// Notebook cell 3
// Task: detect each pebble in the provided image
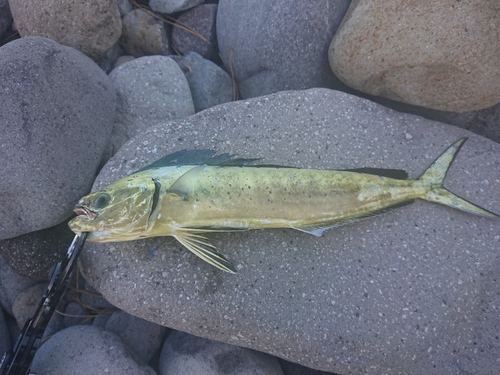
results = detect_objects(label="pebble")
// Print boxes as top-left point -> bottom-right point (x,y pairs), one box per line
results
12,282 -> 46,328
173,52 -> 234,112
329,0 -> 500,112
149,0 -> 204,15
120,8 -> 170,57
105,310 -> 167,364
171,4 -> 219,60
159,330 -> 284,375
8,0 -> 121,59
30,325 -> 157,375
0,255 -> 37,316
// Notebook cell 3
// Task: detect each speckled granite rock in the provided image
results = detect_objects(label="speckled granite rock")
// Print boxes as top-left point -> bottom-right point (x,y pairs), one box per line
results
329,0 -> 500,112
216,0 -> 351,99
9,0 -> 121,59
79,89 -> 500,374
0,37 -> 115,240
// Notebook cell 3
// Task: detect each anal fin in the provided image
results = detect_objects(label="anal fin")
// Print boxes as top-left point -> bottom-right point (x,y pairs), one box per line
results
173,229 -> 236,273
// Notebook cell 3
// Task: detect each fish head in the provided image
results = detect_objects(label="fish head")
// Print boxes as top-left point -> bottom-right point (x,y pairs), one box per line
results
68,177 -> 156,241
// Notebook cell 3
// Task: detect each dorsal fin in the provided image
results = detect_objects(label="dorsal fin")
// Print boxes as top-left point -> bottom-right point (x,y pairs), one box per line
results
137,149 -> 259,172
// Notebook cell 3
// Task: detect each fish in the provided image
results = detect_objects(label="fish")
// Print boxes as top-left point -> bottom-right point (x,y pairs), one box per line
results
68,138 -> 499,273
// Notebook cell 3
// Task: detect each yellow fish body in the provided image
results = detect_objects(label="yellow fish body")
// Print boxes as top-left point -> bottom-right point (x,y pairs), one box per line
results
69,138 -> 499,273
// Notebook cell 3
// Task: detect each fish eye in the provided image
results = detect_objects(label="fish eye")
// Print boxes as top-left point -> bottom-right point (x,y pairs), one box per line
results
92,192 -> 111,209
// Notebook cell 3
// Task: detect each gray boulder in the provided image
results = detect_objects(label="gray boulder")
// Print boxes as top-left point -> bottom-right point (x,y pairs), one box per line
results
79,89 -> 500,374
105,310 -> 167,364
173,52 -> 234,112
171,4 -> 218,60
31,325 -> 157,375
108,55 -> 194,145
8,0 -> 121,59
159,330 -> 283,375
216,0 -> 351,99
0,37 -> 115,240
329,0 -> 500,112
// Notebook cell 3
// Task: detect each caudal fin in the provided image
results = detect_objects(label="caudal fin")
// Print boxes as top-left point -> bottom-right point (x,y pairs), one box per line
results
419,138 -> 499,219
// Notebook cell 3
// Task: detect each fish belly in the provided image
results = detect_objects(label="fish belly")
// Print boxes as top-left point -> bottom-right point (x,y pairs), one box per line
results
153,166 -> 422,231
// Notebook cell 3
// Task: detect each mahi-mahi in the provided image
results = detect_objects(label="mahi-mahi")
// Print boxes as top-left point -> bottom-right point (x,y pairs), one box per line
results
69,138 -> 499,273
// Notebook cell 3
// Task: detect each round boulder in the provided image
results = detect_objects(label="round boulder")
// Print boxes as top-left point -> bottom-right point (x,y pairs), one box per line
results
0,37 -> 115,240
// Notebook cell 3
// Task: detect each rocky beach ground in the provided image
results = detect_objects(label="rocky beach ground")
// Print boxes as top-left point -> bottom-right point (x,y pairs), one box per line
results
1,1 -> 499,374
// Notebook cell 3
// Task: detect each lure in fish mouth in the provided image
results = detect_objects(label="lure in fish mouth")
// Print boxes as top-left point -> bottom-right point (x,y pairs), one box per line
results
68,139 -> 499,274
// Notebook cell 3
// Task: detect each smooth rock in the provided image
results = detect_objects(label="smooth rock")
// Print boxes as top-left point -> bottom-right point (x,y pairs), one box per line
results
329,0 -> 500,112
0,220 -> 76,280
109,55 -> 194,144
120,8 -> 170,57
173,52 -> 234,112
9,0 -> 121,59
80,89 -> 500,374
105,310 -> 167,364
0,37 -> 115,240
31,325 -> 157,375
63,302 -> 88,328
11,283 -> 47,328
0,308 -> 10,357
0,0 -> 12,37
114,55 -> 136,69
150,0 -> 204,14
117,0 -> 133,17
216,0 -> 351,99
0,255 -> 37,315
171,4 -> 218,60
159,330 -> 283,375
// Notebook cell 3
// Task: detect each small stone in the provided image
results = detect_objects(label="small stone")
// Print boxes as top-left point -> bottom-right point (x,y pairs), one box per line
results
172,4 -> 218,60
150,0 -> 204,14
0,307 -> 10,356
12,283 -> 47,328
173,52 -> 234,112
8,0 -> 121,59
105,310 -> 167,364
63,302 -> 88,328
120,8 -> 170,57
31,326 -> 157,375
159,330 -> 283,375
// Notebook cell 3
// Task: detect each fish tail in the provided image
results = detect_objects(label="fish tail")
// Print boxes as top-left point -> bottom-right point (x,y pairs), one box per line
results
418,138 -> 499,219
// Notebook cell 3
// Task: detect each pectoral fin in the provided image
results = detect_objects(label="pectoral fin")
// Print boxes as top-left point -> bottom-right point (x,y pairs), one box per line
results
173,229 -> 236,273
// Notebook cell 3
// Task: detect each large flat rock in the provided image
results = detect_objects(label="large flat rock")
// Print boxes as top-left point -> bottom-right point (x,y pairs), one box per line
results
80,89 -> 500,374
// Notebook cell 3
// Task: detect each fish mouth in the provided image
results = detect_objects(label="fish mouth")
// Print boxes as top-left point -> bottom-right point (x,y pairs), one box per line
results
74,205 -> 98,220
